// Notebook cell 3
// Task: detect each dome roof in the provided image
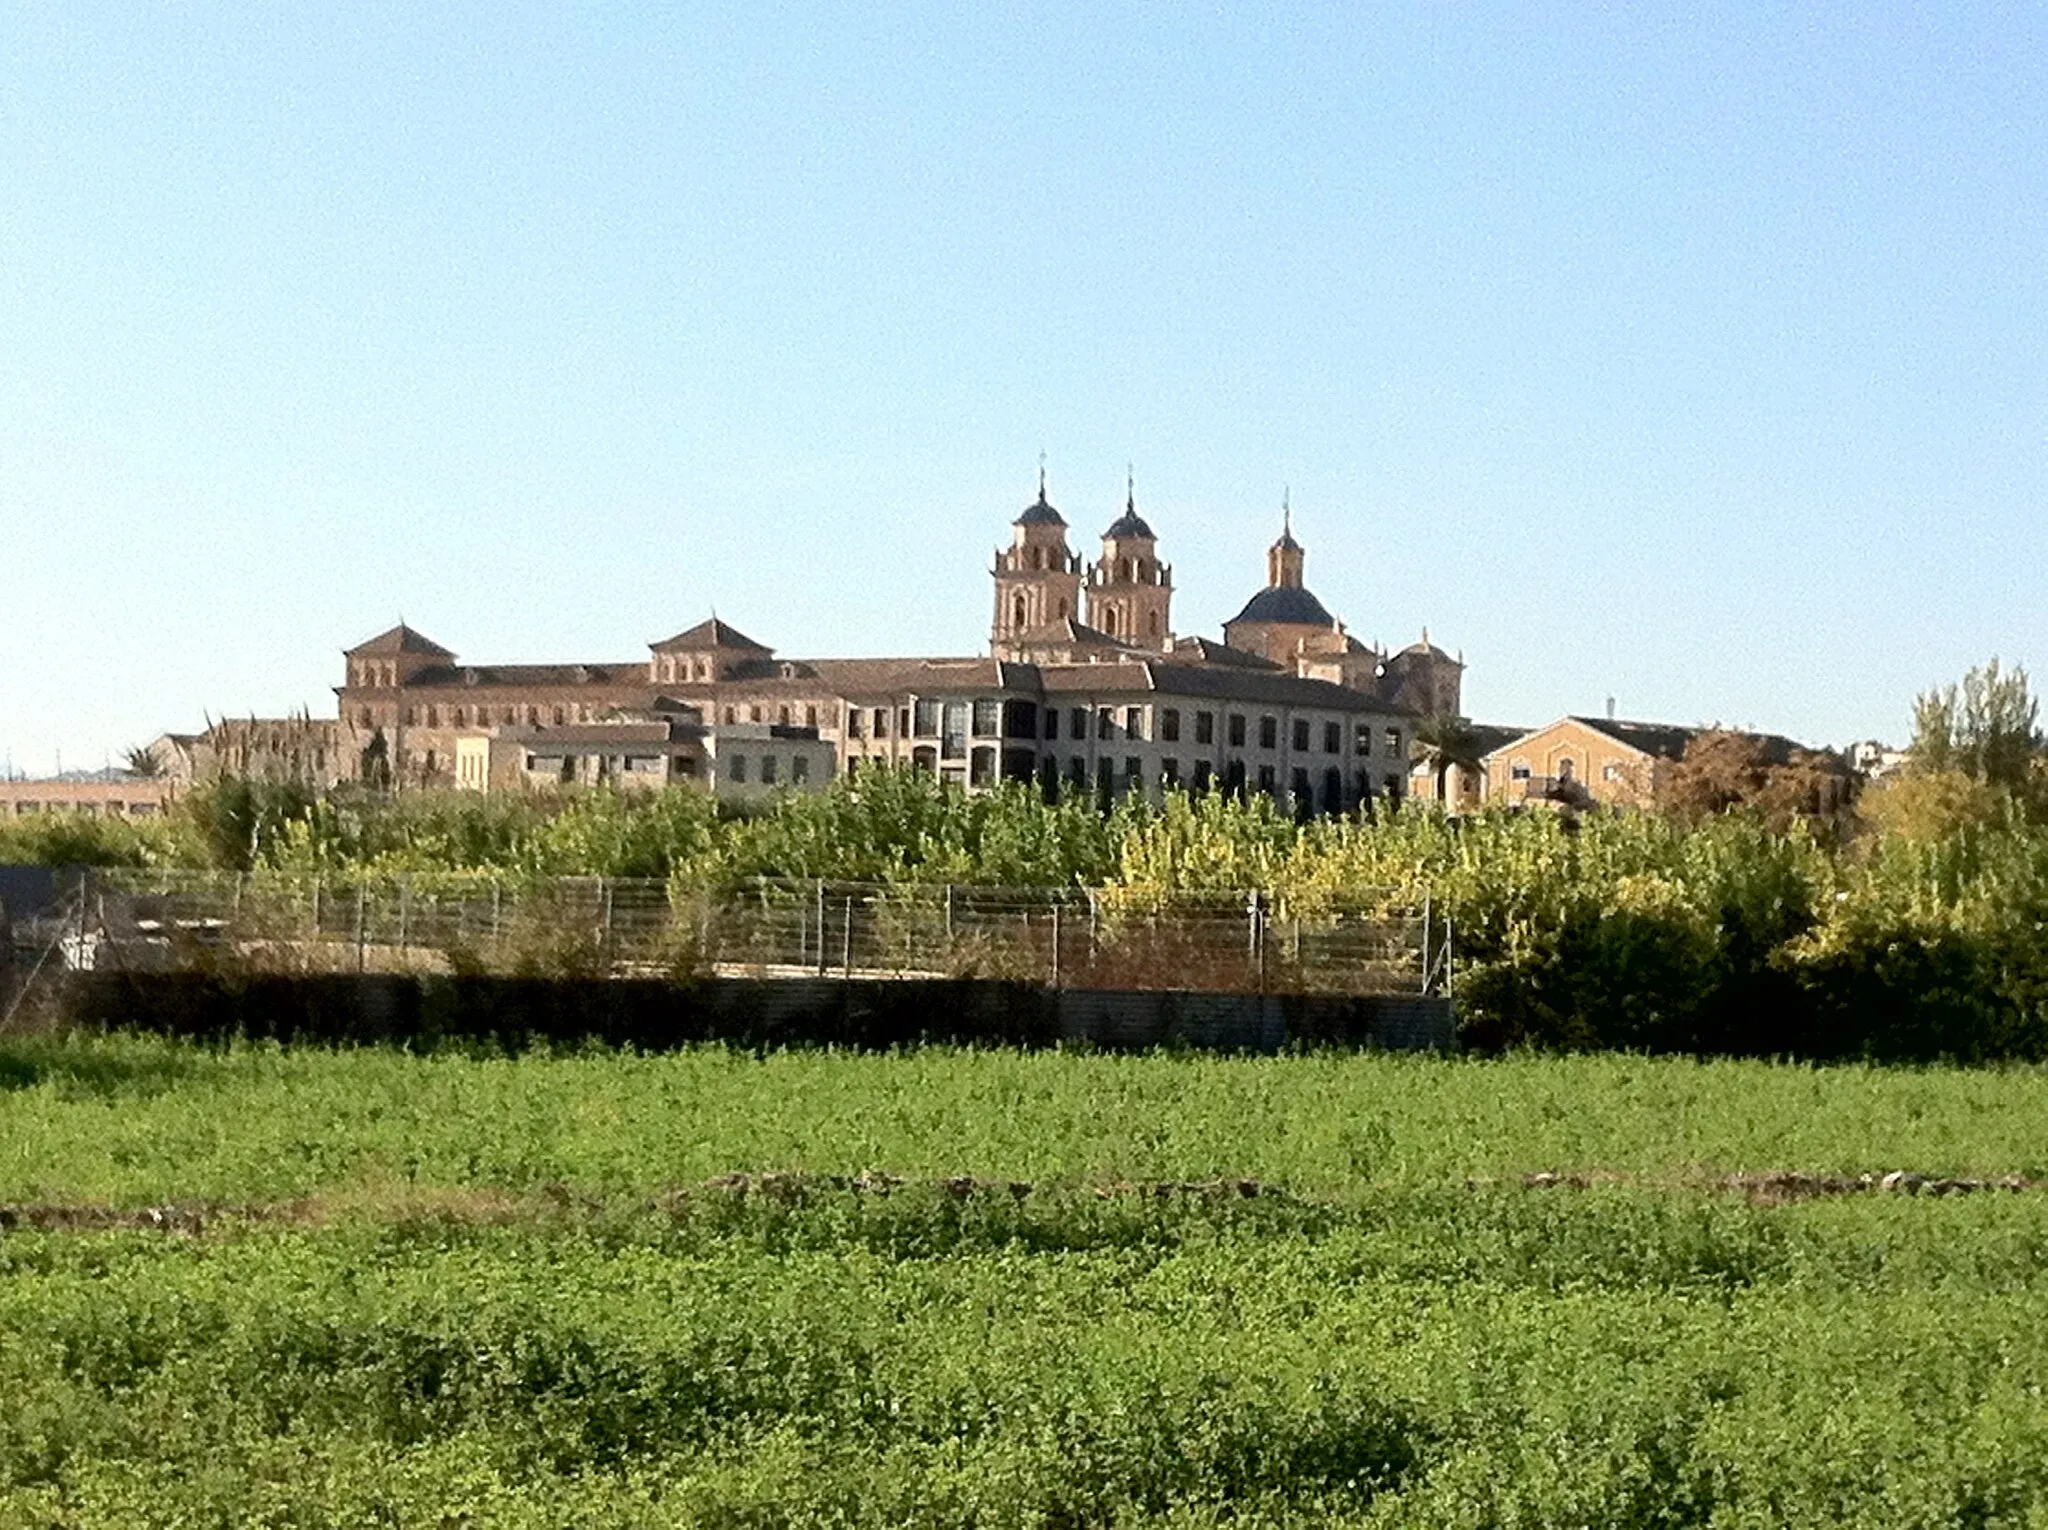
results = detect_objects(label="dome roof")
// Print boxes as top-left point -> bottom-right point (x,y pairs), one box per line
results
1015,490 -> 1066,527
1227,586 -> 1336,627
1104,507 -> 1156,540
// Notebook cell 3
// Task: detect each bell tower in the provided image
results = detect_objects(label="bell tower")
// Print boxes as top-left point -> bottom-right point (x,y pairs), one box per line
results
991,464 -> 1083,652
1083,471 -> 1173,650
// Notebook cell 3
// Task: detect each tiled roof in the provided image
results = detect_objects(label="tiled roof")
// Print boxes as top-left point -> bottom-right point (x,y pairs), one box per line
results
1011,618 -> 1132,649
1039,662 -> 1412,714
650,618 -> 773,652
1161,637 -> 1281,670
346,623 -> 455,657
402,662 -> 643,688
1014,490 -> 1066,527
1226,586 -> 1337,627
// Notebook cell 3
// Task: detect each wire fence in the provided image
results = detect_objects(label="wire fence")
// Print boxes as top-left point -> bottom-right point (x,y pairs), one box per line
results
49,869 -> 1449,997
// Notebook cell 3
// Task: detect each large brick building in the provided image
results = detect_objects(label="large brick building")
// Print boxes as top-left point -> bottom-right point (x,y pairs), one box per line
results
183,479 -> 1465,814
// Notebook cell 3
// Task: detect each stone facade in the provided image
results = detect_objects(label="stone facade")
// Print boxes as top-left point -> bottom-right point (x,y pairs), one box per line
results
180,475 -> 1462,816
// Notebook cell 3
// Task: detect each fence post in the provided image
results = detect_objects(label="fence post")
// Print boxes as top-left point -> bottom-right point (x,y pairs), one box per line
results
491,882 -> 502,942
944,884 -> 955,943
815,879 -> 827,977
354,884 -> 367,973
311,876 -> 322,942
843,896 -> 854,978
398,877 -> 410,958
1250,890 -> 1267,993
1421,893 -> 1432,996
601,879 -> 615,974
1050,904 -> 1062,988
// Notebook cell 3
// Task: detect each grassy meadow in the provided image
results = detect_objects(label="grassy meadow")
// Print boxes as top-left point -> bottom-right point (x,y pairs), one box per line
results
4,1036 -> 2048,1525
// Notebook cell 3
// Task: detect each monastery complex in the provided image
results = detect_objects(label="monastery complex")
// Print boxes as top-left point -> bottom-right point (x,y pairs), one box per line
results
166,478 -> 1467,815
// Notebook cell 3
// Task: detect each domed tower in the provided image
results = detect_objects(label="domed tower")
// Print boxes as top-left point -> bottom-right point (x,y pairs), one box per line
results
1083,472 -> 1174,650
1222,505 -> 1342,664
992,466 -> 1083,650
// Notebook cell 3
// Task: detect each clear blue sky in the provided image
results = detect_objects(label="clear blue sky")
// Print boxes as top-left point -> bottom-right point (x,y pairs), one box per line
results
4,3 -> 2043,775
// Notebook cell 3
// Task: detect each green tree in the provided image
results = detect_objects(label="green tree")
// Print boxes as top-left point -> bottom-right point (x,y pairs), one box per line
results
1908,658 -> 2041,790
1412,712 -> 1482,806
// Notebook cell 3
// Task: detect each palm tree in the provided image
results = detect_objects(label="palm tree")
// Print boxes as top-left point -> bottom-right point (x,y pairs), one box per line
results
123,742 -> 165,778
1412,712 -> 1483,808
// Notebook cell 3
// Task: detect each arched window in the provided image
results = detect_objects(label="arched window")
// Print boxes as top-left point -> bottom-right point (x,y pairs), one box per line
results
1148,611 -> 1160,637
1120,557 -> 1133,582
1012,595 -> 1027,630
1058,599 -> 1069,619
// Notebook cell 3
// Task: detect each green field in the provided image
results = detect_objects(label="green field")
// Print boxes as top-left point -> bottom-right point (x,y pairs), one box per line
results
5,1037 -> 2048,1526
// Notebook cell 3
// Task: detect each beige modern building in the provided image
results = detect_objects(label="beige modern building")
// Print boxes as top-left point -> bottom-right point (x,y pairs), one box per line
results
0,775 -> 177,821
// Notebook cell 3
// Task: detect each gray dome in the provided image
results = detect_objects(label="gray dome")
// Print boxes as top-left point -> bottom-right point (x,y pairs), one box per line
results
1228,586 -> 1336,627
1104,508 -> 1155,539
1015,491 -> 1066,527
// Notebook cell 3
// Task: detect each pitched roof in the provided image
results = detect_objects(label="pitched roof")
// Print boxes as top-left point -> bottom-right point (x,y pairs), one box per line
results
346,623 -> 454,658
1037,661 -> 1413,713
1161,636 -> 1283,670
398,662 -> 643,689
1009,618 -> 1132,649
650,617 -> 772,652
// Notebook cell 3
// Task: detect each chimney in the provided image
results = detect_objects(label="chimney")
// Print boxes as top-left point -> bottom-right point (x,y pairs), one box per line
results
1606,695 -> 1616,720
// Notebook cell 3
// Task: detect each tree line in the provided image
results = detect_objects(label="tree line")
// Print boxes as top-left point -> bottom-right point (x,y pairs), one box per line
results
8,660 -> 2047,1060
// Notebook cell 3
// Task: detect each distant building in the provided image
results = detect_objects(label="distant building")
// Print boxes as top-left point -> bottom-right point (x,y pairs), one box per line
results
1481,715 -> 1856,818
175,474 -> 1464,816
0,773 -> 176,821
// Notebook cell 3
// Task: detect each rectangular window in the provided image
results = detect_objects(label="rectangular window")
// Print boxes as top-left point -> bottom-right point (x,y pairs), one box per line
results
1354,724 -> 1372,757
1385,773 -> 1404,799
760,755 -> 778,784
847,708 -> 865,739
942,701 -> 969,760
1160,708 -> 1181,742
729,755 -> 748,783
1193,759 -> 1214,790
873,708 -> 889,738
913,699 -> 941,737
1196,710 -> 1215,745
1097,706 -> 1114,740
1228,713 -> 1246,747
1124,706 -> 1144,741
1324,721 -> 1341,754
1069,757 -> 1086,786
1044,708 -> 1060,741
1257,764 -> 1277,794
1160,758 -> 1180,787
1292,718 -> 1310,752
971,746 -> 997,787
972,698 -> 1002,737
791,755 -> 810,784
1260,716 -> 1279,750
1385,727 -> 1403,758
1071,707 -> 1088,740
1124,756 -> 1141,788
805,705 -> 818,728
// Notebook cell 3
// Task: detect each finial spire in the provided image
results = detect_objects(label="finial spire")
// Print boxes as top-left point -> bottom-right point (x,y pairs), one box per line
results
1038,450 -> 1047,502
1282,486 -> 1291,538
1126,463 -> 1135,512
